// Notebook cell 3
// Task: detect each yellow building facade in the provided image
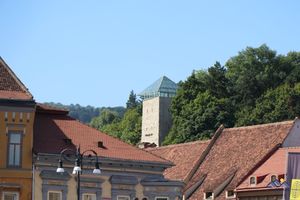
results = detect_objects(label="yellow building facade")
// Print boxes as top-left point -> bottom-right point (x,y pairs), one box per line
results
0,57 -> 36,200
0,109 -> 35,200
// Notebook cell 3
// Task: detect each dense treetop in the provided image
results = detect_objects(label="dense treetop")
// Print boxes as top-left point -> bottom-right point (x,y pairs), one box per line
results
163,44 -> 300,145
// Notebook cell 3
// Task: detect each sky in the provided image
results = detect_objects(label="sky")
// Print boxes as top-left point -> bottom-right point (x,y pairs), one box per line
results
0,1 -> 300,107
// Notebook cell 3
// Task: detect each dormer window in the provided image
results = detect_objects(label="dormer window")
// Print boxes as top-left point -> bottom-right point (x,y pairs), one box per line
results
250,176 -> 256,186
271,175 -> 277,182
226,190 -> 236,199
204,192 -> 213,199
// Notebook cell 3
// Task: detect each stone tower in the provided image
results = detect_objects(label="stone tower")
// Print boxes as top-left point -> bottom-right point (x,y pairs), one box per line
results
139,76 -> 177,146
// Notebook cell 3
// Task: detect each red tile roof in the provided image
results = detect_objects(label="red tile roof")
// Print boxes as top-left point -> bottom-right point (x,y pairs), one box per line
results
236,147 -> 300,191
147,140 -> 210,181
0,57 -> 33,100
186,120 -> 295,200
33,105 -> 171,165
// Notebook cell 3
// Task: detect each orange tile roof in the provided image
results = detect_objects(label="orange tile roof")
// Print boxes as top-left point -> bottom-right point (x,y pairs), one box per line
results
186,120 -> 294,200
147,140 -> 210,181
237,147 -> 300,191
0,57 -> 33,100
33,105 -> 171,165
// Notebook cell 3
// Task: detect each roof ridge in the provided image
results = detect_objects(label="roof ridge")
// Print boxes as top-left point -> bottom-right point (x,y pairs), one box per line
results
0,57 -> 33,98
157,76 -> 165,89
148,140 -> 211,151
226,120 -> 294,131
184,125 -> 225,186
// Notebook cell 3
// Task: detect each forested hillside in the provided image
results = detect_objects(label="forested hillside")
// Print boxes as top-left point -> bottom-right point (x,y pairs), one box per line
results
44,102 -> 126,123
90,90 -> 142,145
44,91 -> 142,146
163,44 -> 300,145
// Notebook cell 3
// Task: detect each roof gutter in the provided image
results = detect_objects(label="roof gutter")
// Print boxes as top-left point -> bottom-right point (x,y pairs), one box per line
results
35,152 -> 173,169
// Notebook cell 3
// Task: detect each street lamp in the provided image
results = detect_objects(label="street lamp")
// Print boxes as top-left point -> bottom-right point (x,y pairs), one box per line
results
56,146 -> 101,200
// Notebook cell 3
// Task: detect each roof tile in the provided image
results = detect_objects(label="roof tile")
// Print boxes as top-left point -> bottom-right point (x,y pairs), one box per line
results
186,120 -> 294,200
0,57 -> 33,100
237,147 -> 300,191
34,106 -> 171,165
147,140 -> 210,181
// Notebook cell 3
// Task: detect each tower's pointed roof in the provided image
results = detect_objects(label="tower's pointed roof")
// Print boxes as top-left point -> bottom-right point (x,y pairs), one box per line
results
139,76 -> 177,99
0,57 -> 33,100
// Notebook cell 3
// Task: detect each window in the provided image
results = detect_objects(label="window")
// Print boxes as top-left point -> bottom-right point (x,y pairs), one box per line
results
271,175 -> 277,182
19,112 -> 23,122
82,193 -> 96,200
48,191 -> 62,200
12,112 -> 15,122
5,112 -> 8,121
250,176 -> 256,185
226,190 -> 236,199
7,131 -> 22,167
117,196 -> 130,200
155,197 -> 169,200
2,192 -> 19,200
204,192 -> 213,199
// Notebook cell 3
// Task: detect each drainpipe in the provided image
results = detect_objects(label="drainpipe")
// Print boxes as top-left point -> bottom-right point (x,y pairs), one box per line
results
32,164 -> 35,200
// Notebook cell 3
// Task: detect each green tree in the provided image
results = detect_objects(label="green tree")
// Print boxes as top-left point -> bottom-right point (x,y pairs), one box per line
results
237,83 -> 300,126
226,44 -> 285,107
126,90 -> 139,109
101,107 -> 142,145
282,52 -> 300,85
164,62 -> 234,145
90,109 -> 120,130
120,108 -> 142,144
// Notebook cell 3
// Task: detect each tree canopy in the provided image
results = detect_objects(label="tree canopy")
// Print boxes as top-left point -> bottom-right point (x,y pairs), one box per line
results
90,90 -> 142,145
164,45 -> 300,145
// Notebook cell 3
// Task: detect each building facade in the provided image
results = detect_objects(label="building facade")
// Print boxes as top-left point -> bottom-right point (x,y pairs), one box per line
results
0,58 -> 184,200
139,76 -> 177,147
33,104 -> 183,200
0,58 -> 36,200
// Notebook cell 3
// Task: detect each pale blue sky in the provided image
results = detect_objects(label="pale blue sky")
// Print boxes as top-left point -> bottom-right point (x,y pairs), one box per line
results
0,1 -> 299,107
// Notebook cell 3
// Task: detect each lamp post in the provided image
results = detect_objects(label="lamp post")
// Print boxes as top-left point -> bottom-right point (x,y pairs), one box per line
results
56,146 -> 101,200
